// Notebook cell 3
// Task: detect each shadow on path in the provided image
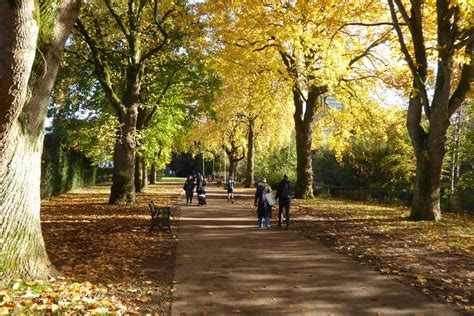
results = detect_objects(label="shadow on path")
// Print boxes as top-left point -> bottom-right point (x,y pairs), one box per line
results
171,187 -> 457,315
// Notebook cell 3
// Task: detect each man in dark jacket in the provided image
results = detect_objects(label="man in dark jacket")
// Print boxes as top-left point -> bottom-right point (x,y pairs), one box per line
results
276,174 -> 293,229
254,177 -> 273,229
183,175 -> 195,205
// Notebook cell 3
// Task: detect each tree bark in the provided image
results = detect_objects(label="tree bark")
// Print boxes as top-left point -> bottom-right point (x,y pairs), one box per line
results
141,159 -> 148,189
294,121 -> 314,198
133,156 -> 147,192
292,85 -> 322,198
1,126 -> 57,283
150,163 -> 156,184
134,155 -> 142,193
229,159 -> 237,180
411,147 -> 443,221
0,0 -> 80,283
109,107 -> 137,204
0,1 -> 38,169
245,118 -> 255,188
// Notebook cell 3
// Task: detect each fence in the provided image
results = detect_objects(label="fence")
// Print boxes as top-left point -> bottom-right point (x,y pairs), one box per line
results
318,185 -> 472,215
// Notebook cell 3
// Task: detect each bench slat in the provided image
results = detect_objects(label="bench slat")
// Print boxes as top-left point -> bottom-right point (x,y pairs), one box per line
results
149,202 -> 172,233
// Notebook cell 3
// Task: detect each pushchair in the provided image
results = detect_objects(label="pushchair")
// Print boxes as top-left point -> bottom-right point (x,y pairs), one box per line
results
197,189 -> 206,205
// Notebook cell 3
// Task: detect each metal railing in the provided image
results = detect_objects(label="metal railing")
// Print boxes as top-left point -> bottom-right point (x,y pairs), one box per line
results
320,185 -> 412,206
317,185 -> 472,214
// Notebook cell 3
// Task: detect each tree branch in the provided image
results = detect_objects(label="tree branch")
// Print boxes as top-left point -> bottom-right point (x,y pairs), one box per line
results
448,40 -> 473,117
349,29 -> 391,66
103,0 -> 130,39
141,6 -> 174,62
344,22 -> 403,27
76,18 -> 126,119
388,0 -> 430,118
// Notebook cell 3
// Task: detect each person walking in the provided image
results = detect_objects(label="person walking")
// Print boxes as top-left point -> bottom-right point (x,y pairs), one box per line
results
196,174 -> 206,194
226,177 -> 235,203
254,177 -> 273,229
276,174 -> 293,229
183,175 -> 195,205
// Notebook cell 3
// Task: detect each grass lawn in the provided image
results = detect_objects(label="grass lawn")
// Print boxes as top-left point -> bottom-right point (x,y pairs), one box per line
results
158,177 -> 187,183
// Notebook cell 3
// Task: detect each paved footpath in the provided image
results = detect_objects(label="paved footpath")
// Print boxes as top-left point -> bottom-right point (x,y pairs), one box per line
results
171,186 -> 457,315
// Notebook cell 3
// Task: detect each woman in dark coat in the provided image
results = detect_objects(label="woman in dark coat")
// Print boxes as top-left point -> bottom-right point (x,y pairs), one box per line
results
254,177 -> 273,229
183,175 -> 195,205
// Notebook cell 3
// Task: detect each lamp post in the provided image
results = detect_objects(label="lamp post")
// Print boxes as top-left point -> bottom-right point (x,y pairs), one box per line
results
202,154 -> 205,175
224,153 -> 227,183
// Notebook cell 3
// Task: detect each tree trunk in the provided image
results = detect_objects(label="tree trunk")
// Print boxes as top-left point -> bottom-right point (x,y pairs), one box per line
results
0,1 -> 38,168
0,0 -> 80,284
294,122 -> 314,198
245,118 -> 255,188
292,86 -> 320,199
141,159 -> 148,189
411,148 -> 444,221
150,163 -> 156,184
1,126 -> 57,283
228,159 -> 237,180
109,107 -> 137,204
134,155 -> 142,193
409,92 -> 450,221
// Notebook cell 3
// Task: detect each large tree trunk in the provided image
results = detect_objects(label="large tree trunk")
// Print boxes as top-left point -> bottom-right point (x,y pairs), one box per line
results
0,1 -> 38,166
409,96 -> 449,221
292,86 -> 321,199
0,0 -> 80,284
109,107 -> 138,204
1,126 -> 56,283
411,147 -> 444,221
245,118 -> 255,188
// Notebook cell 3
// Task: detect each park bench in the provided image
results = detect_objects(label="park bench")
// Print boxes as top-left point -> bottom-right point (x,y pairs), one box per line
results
148,202 -> 172,233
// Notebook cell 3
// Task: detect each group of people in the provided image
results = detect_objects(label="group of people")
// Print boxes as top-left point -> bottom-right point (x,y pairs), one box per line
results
183,172 -> 293,229
254,175 -> 293,230
183,172 -> 207,205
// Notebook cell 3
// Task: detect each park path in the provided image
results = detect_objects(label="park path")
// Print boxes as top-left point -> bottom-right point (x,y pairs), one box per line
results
170,186 -> 457,315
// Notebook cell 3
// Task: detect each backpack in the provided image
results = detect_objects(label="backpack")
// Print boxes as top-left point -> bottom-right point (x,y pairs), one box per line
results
280,181 -> 292,199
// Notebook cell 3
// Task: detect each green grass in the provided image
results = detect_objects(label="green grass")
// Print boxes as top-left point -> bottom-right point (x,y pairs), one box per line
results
157,177 -> 186,182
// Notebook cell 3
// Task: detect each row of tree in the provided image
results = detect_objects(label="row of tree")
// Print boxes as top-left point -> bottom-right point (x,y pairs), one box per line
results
191,0 -> 473,222
0,0 -> 472,284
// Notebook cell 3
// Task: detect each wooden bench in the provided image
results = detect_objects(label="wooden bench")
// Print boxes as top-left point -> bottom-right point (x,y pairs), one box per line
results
149,202 -> 172,233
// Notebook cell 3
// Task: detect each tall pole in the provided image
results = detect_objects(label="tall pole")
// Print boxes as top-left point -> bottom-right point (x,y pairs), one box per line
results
202,154 -> 205,175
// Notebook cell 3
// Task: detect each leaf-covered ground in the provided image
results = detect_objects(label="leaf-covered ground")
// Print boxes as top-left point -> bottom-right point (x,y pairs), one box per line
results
1,184 -> 181,315
292,198 -> 473,315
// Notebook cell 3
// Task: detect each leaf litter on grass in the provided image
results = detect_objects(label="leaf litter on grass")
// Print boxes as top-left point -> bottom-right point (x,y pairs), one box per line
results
292,198 -> 473,314
1,184 -> 181,315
